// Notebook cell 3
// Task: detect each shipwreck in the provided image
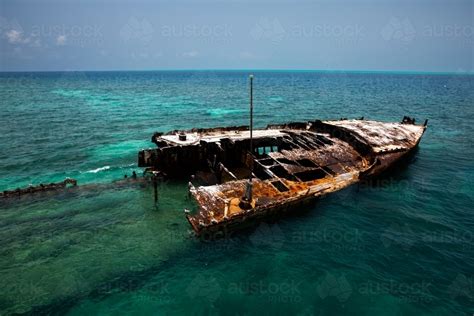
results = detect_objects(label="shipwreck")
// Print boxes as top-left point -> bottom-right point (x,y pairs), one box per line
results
139,113 -> 426,237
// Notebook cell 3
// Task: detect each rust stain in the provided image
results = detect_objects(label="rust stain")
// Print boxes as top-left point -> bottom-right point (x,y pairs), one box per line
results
138,117 -> 427,236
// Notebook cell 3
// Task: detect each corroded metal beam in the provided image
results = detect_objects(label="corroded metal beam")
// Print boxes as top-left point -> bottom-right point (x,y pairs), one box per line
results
138,117 -> 427,236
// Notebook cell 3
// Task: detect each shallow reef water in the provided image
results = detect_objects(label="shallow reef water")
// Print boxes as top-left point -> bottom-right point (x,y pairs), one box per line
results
0,71 -> 472,315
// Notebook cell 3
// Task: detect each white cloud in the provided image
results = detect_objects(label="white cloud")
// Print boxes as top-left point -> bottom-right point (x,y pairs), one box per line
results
182,50 -> 198,58
120,16 -> 154,42
4,27 -> 41,47
56,35 -> 66,46
6,29 -> 24,43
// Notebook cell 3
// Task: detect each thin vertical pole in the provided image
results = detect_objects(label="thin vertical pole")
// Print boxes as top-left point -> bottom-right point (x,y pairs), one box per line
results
247,74 -> 254,204
249,74 -> 254,179
153,173 -> 158,204
240,75 -> 255,209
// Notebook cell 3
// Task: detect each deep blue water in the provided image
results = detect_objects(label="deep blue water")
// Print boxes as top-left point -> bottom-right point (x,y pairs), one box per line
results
0,71 -> 473,315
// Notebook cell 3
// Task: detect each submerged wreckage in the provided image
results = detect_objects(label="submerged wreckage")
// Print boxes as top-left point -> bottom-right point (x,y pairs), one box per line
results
0,178 -> 77,198
2,74 -> 427,237
138,76 -> 427,237
138,116 -> 427,236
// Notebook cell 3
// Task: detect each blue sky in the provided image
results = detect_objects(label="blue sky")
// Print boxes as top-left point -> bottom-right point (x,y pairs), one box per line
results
0,0 -> 472,72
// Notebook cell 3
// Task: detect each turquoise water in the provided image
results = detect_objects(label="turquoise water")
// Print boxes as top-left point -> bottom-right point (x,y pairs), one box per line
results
0,71 -> 473,315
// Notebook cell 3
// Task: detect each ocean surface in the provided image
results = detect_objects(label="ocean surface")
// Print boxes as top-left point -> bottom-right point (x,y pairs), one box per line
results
0,71 -> 472,315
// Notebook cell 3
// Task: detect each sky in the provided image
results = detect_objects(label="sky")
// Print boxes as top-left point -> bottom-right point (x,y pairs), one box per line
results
0,0 -> 473,72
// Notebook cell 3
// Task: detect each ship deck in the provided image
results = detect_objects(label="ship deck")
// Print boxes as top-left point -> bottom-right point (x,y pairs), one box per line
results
138,118 -> 427,236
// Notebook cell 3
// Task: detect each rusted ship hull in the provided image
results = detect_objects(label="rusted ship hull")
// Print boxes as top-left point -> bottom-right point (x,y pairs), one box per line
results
138,117 -> 427,236
0,178 -> 77,199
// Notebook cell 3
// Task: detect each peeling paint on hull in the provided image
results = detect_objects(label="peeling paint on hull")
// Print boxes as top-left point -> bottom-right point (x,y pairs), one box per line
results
138,117 -> 427,236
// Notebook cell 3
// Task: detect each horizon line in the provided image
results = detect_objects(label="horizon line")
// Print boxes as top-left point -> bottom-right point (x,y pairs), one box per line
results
1,68 -> 473,76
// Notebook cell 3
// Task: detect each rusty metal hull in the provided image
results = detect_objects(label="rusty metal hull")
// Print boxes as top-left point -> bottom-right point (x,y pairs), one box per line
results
0,178 -> 78,199
138,118 -> 427,236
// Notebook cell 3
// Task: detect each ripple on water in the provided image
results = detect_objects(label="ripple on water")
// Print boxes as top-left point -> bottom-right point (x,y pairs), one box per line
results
0,71 -> 472,315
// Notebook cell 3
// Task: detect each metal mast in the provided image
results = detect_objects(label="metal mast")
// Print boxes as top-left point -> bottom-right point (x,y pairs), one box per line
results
241,74 -> 254,209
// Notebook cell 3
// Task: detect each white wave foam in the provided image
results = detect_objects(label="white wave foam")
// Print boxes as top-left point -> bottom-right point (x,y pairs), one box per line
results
85,166 -> 111,173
